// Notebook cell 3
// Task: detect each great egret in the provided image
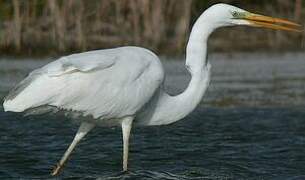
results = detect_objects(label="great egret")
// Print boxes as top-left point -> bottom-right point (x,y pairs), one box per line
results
3,3 -> 301,176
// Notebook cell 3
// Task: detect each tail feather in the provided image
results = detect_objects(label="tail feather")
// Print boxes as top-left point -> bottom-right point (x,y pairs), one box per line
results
4,72 -> 39,102
3,70 -> 45,112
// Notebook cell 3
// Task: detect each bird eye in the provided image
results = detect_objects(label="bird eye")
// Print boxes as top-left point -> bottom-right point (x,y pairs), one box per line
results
232,11 -> 239,18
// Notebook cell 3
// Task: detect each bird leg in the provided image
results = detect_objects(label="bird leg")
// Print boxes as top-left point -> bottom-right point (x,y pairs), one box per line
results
121,117 -> 134,172
51,122 -> 95,176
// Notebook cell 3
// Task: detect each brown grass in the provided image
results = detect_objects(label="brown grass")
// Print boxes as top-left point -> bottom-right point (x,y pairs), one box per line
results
0,0 -> 303,56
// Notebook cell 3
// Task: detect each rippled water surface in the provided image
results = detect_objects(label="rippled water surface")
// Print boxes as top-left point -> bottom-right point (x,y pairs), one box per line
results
1,53 -> 305,179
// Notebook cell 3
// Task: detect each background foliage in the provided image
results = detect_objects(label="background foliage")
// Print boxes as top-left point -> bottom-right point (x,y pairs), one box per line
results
0,0 -> 303,56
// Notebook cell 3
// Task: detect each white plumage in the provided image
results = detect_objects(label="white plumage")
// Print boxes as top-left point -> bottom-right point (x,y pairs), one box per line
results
3,3 -> 300,175
4,47 -> 164,122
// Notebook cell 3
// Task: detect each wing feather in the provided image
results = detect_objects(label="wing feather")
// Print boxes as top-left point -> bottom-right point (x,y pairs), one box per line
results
45,53 -> 116,77
4,51 -> 117,111
4,70 -> 41,101
3,47 -> 164,122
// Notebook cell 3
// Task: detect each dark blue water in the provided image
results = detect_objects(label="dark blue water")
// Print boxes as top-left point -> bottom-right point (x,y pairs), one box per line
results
1,54 -> 305,179
1,107 -> 305,179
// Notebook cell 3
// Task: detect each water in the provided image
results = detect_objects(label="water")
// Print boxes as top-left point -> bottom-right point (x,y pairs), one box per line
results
0,53 -> 305,179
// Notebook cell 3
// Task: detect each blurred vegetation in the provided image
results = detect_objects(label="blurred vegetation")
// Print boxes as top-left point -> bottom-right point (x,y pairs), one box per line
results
0,0 -> 303,56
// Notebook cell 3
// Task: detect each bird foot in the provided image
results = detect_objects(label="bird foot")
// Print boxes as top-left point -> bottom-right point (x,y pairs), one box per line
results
51,163 -> 62,176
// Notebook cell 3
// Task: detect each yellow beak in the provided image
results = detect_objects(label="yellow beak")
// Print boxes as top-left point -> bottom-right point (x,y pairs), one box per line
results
245,13 -> 302,32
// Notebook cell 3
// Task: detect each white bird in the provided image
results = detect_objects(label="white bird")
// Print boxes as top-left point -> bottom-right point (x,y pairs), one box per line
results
3,3 -> 301,176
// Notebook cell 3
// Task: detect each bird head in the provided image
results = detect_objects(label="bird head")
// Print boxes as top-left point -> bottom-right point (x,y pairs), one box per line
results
203,3 -> 302,32
186,4 -> 302,74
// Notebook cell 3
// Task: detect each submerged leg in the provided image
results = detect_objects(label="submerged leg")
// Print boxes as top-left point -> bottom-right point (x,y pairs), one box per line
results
121,116 -> 134,172
51,122 -> 95,176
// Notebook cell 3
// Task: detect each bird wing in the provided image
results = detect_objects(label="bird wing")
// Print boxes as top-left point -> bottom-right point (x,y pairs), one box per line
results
45,52 -> 116,77
4,47 -> 164,122
4,51 -> 116,102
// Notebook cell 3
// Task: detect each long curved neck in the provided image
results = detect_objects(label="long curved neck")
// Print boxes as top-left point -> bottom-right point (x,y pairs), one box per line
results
186,13 -> 214,73
142,14 -> 214,126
